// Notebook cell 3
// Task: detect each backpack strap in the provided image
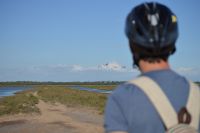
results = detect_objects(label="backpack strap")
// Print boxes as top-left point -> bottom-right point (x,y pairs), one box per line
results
128,76 -> 200,130
187,81 -> 200,129
128,76 -> 178,129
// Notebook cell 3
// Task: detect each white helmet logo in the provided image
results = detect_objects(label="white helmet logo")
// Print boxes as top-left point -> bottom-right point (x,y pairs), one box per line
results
148,13 -> 159,26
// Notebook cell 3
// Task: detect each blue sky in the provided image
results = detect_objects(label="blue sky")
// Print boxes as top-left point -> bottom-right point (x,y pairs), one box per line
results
0,0 -> 200,81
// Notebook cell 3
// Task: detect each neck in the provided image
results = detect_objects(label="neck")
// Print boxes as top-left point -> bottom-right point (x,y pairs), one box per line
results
139,60 -> 170,73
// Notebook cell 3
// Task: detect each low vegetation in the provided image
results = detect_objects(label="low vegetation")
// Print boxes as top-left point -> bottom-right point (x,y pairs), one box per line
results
37,86 -> 107,114
79,85 -> 117,90
196,82 -> 200,86
0,85 -> 108,116
0,92 -> 39,116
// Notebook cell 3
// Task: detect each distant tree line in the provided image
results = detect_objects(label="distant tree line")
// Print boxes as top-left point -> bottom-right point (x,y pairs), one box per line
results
196,82 -> 200,86
0,81 -> 125,86
0,81 -> 199,87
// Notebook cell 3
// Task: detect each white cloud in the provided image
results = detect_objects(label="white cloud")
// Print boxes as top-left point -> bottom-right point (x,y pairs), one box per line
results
0,62 -> 139,81
176,67 -> 200,75
98,62 -> 127,72
71,65 -> 84,72
70,62 -> 134,73
175,67 -> 200,81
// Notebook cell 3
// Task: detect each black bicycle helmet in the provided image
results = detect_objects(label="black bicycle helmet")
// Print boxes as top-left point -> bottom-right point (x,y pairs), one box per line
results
125,2 -> 178,66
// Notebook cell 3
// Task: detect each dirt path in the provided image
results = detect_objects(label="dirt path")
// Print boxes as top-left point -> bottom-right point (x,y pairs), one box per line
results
0,100 -> 104,133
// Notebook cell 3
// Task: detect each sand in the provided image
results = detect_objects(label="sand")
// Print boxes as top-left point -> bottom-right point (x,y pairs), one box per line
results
0,100 -> 104,133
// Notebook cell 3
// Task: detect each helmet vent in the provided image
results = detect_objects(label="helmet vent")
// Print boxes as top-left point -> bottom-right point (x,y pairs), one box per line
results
144,3 -> 150,11
136,26 -> 143,36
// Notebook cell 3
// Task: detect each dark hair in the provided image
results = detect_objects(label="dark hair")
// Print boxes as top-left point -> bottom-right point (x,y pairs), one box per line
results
129,40 -> 175,66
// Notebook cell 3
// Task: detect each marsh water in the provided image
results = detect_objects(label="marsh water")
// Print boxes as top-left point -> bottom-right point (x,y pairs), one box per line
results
0,86 -> 31,98
71,86 -> 112,94
0,86 -> 112,98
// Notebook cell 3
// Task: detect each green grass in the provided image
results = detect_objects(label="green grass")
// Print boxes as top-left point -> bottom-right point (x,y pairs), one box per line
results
0,92 -> 39,116
37,86 -> 107,114
79,85 -> 117,90
0,85 -> 108,116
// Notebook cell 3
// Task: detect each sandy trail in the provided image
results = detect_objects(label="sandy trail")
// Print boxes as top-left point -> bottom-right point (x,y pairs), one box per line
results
0,100 -> 104,133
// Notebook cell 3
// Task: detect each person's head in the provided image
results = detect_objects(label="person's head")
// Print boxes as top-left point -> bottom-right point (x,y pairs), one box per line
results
125,2 -> 178,68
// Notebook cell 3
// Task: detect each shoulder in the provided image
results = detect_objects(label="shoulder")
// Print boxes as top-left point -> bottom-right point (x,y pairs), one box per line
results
111,82 -> 137,97
109,81 -> 148,104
